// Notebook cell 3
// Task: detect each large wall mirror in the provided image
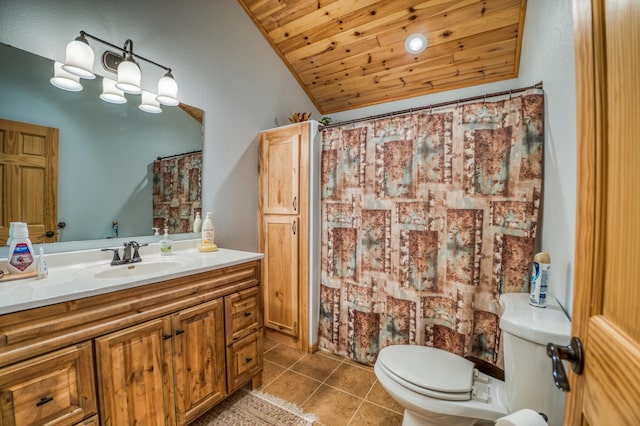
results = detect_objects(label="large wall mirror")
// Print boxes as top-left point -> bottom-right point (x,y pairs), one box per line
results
0,42 -> 203,249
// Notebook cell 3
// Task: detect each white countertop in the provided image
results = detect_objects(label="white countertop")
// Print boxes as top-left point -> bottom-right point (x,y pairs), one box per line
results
0,239 -> 263,315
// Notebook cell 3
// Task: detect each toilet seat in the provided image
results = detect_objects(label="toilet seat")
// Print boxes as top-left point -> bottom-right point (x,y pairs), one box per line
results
377,345 -> 475,401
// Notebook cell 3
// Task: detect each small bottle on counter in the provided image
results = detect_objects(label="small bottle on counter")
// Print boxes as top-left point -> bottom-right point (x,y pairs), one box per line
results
7,223 -> 36,275
193,212 -> 202,233
160,227 -> 173,256
37,246 -> 48,279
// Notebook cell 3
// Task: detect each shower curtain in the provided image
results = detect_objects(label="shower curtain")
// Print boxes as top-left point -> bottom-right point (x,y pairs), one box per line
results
319,89 -> 544,367
152,152 -> 202,233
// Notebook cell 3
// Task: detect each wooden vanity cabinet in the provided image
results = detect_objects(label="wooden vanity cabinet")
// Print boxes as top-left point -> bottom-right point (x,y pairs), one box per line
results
0,260 -> 263,426
0,342 -> 96,426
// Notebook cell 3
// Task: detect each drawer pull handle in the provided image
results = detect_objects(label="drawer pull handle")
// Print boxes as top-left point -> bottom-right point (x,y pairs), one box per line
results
163,334 -> 172,340
175,329 -> 185,336
245,357 -> 253,363
36,396 -> 54,407
244,312 -> 252,317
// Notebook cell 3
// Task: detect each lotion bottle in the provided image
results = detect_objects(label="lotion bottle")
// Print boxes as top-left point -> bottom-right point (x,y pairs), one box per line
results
199,212 -> 218,252
160,228 -> 173,255
7,223 -> 36,274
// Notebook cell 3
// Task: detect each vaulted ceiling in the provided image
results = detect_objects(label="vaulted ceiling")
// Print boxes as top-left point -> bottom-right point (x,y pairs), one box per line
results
237,0 -> 527,114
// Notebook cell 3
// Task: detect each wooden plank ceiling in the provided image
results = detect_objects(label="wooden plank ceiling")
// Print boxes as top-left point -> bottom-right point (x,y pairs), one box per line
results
237,0 -> 527,114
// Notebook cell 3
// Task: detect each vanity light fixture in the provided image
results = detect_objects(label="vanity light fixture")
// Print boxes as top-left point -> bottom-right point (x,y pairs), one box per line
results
58,30 -> 180,112
99,77 -> 127,104
62,32 -> 95,79
50,62 -> 83,92
139,90 -> 162,113
405,33 -> 428,54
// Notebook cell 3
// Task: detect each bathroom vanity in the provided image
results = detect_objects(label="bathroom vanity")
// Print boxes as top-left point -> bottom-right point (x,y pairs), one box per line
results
0,241 -> 263,425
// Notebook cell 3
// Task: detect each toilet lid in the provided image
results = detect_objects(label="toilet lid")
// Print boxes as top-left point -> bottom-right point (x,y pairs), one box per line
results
377,345 -> 475,401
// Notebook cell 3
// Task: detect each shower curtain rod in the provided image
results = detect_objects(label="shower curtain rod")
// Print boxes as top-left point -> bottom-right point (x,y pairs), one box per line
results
156,149 -> 202,161
320,81 -> 543,130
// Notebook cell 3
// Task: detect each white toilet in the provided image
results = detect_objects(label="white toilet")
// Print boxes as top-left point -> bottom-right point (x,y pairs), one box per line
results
374,293 -> 570,426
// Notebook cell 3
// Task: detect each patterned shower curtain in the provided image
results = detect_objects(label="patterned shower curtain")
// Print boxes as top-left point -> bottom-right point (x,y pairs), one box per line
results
319,89 -> 544,367
152,151 -> 202,233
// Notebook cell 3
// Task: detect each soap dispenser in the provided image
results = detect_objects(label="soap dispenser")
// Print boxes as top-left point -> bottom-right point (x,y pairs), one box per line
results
160,228 -> 173,256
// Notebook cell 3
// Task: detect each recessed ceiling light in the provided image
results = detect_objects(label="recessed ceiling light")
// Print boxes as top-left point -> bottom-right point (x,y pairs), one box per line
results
405,33 -> 428,54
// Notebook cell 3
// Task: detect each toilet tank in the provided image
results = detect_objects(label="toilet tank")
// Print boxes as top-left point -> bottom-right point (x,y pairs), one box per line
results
499,293 -> 571,425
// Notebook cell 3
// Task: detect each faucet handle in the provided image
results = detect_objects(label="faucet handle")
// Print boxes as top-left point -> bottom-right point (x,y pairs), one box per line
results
131,242 -> 148,262
101,247 -> 121,265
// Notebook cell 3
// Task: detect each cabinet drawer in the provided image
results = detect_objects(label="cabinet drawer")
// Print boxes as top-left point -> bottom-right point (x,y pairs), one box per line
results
226,332 -> 263,393
225,287 -> 263,343
75,414 -> 99,425
0,342 -> 96,426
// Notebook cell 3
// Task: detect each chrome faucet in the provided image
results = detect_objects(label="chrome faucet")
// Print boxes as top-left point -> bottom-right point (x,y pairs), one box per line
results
102,241 -> 148,266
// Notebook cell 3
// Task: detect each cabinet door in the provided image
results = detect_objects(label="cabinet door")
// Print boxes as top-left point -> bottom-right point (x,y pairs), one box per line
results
262,215 -> 299,338
95,318 -> 174,426
171,298 -> 226,425
0,342 -> 96,426
259,126 -> 300,215
226,332 -> 263,394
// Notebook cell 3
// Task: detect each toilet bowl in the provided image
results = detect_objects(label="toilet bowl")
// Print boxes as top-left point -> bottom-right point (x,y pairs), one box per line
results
374,293 -> 571,426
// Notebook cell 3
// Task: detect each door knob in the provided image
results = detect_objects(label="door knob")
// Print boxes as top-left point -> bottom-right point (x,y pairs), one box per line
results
546,336 -> 584,392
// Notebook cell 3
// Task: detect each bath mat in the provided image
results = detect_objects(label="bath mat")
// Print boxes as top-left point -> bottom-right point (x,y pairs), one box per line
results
191,388 -> 318,425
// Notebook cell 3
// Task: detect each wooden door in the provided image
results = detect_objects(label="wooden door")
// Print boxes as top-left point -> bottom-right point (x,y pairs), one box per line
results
262,215 -> 299,338
565,0 -> 640,423
171,298 -> 226,425
95,318 -> 174,426
259,126 -> 300,215
0,119 -> 58,245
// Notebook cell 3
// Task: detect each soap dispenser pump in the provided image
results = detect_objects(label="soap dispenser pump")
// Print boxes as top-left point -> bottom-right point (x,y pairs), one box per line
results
160,228 -> 173,256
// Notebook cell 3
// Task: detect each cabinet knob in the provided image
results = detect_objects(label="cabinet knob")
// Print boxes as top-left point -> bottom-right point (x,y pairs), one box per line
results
245,357 -> 253,363
244,311 -> 252,317
175,329 -> 185,336
36,396 -> 54,407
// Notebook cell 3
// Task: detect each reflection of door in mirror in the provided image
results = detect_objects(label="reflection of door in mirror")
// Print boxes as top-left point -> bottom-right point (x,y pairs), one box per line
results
0,118 -> 58,245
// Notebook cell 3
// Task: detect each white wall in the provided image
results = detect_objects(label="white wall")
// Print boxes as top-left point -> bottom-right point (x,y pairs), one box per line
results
0,0 -> 320,250
325,0 -> 577,314
0,0 -> 576,314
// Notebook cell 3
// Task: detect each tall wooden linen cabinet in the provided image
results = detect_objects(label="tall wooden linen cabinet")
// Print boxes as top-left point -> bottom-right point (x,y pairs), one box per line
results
258,121 -> 320,352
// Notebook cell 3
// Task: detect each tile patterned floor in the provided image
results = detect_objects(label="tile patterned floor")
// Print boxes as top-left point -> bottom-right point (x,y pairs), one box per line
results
259,337 -> 404,426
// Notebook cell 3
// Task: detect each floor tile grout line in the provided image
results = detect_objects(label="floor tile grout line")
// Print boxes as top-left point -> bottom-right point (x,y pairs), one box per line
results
296,350 -> 347,408
263,340 -> 403,423
346,372 -> 380,425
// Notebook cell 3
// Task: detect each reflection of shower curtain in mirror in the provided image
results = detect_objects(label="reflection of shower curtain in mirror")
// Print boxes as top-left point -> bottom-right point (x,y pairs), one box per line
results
319,90 -> 544,368
152,152 -> 202,233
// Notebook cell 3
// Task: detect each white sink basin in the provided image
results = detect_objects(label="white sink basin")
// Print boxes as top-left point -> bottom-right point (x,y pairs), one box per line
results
92,257 -> 194,279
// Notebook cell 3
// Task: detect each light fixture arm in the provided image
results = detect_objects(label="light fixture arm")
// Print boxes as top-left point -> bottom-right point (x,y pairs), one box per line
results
79,30 -> 171,73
